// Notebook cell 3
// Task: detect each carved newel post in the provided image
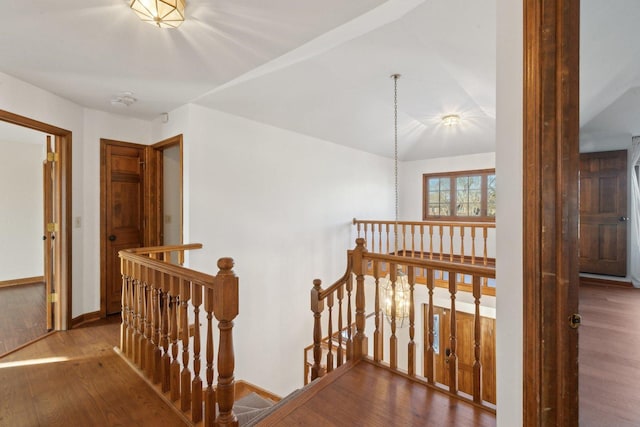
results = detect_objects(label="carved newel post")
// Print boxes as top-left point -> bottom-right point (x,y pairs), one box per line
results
353,238 -> 368,359
213,258 -> 239,427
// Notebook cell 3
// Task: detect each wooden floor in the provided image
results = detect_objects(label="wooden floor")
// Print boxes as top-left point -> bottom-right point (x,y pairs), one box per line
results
0,282 -> 47,356
579,284 -> 640,426
258,359 -> 496,427
0,316 -> 188,427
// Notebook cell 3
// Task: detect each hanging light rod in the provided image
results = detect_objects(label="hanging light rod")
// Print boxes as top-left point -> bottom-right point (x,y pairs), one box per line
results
130,0 -> 186,29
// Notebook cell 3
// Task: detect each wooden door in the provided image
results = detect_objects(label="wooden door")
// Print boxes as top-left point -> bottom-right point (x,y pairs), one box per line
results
101,140 -> 146,315
428,305 -> 496,404
579,150 -> 628,276
42,136 -> 54,330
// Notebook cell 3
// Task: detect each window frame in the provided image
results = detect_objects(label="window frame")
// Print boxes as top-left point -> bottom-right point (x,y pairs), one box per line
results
422,168 -> 496,222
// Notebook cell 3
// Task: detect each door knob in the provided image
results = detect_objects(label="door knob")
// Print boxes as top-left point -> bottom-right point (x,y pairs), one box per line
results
619,216 -> 630,222
108,235 -> 116,241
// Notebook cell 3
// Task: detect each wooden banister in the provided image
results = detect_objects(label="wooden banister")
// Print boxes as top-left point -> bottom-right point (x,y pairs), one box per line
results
308,237 -> 496,410
118,244 -> 239,427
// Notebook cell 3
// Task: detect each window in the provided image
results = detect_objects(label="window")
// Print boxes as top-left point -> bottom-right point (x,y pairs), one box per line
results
423,169 -> 495,221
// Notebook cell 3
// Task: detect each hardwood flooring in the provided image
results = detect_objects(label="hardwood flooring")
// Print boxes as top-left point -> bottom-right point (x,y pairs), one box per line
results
258,359 -> 496,427
0,316 -> 188,427
580,284 -> 640,426
0,283 -> 47,356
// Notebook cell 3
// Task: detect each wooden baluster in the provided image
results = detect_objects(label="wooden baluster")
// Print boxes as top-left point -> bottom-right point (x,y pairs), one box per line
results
326,293 -> 334,373
345,274 -> 353,361
213,258 -> 239,427
389,264 -> 398,369
408,266 -> 416,376
429,224 -> 434,260
178,250 -> 185,266
140,267 -> 149,371
149,272 -> 160,381
127,261 -> 137,360
311,279 -> 325,381
460,226 -> 465,264
161,273 -> 171,393
424,269 -> 435,384
180,279 -> 192,412
483,226 -> 489,265
471,226 -> 477,265
120,260 -> 129,354
385,224 -> 390,255
402,224 -> 407,255
410,224 -> 415,257
204,286 -> 216,427
353,238 -> 367,359
420,225 -> 425,259
192,282 -> 203,423
337,285 -> 344,367
169,276 -> 181,402
363,225 -> 369,252
439,224 -> 444,261
449,226 -> 454,262
134,265 -> 144,366
369,223 -> 374,253
378,223 -> 383,254
473,275 -> 483,403
373,261 -> 382,362
145,274 -> 155,378
448,272 -> 458,394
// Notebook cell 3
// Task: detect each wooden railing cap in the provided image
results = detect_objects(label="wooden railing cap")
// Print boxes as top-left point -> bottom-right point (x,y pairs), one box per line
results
217,257 -> 235,271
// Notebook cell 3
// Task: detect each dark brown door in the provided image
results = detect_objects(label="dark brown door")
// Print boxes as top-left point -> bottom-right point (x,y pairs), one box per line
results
579,150 -> 628,276
101,140 -> 145,315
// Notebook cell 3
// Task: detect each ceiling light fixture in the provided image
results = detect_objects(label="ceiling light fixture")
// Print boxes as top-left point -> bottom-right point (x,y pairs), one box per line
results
111,92 -> 137,107
130,0 -> 186,29
442,114 -> 461,126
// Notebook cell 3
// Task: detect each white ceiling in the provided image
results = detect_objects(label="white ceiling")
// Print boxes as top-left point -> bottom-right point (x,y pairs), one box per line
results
0,0 -> 638,159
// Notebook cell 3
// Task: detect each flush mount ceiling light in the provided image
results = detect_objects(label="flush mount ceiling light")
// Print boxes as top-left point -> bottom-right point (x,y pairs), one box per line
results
130,0 -> 185,29
442,114 -> 461,126
111,92 -> 137,107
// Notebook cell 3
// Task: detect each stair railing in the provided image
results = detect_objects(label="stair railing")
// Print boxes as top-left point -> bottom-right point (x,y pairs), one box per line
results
310,238 -> 497,409
353,218 -> 496,296
119,244 -> 239,427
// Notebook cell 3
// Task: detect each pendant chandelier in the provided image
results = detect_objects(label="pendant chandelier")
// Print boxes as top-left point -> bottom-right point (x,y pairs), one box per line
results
130,0 -> 186,29
381,74 -> 411,328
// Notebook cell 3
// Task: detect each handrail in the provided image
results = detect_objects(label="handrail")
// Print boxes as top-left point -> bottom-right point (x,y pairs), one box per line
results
118,244 -> 239,427
353,218 -> 496,228
310,238 -> 497,408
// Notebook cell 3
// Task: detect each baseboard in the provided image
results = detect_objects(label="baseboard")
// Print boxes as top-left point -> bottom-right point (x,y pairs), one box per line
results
236,380 -> 282,402
580,276 -> 633,288
0,276 -> 45,289
71,311 -> 102,328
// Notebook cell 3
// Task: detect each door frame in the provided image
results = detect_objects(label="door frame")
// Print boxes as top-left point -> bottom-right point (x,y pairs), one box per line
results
523,0 -> 580,425
0,109 -> 72,331
99,138 -> 149,318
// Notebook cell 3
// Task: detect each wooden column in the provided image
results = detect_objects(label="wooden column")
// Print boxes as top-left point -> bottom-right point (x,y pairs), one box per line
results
523,0 -> 580,425
353,238 -> 368,359
310,279 -> 325,381
213,258 -> 238,427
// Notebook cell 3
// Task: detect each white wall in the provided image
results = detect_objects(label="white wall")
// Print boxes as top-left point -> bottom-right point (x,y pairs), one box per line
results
160,104 -> 395,396
79,109 -> 151,316
0,139 -> 45,281
496,0 -> 523,424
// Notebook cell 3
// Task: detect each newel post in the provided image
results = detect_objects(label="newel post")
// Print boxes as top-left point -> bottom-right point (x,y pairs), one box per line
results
213,258 -> 239,427
310,279 -> 325,381
353,238 -> 368,360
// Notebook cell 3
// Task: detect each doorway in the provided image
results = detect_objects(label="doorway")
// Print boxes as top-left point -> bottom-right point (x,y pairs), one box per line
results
0,109 -> 72,331
100,135 -> 183,317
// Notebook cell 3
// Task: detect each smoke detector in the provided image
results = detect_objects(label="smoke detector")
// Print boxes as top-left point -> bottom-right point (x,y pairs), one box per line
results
111,91 -> 137,107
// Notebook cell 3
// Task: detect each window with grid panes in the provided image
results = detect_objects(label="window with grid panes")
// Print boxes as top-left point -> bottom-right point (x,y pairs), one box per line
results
422,169 -> 496,221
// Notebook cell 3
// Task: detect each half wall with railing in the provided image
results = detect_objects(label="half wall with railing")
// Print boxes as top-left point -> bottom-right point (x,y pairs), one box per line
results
309,238 -> 497,409
118,244 -> 239,427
